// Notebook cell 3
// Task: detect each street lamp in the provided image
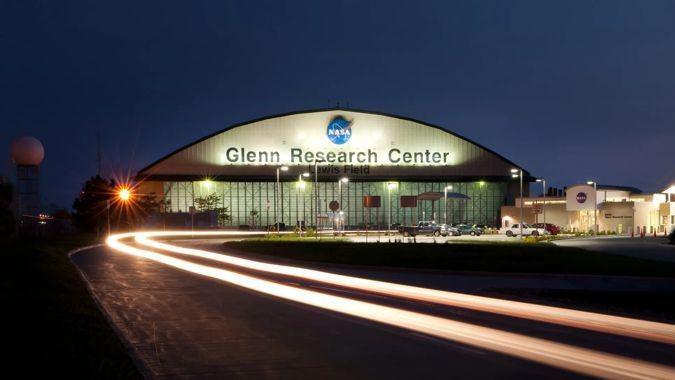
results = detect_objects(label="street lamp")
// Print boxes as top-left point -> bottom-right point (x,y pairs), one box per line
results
118,188 -> 131,201
511,168 -> 523,240
387,182 -> 398,233
536,178 -> 546,228
313,160 -> 324,238
444,185 -> 453,225
297,173 -> 308,235
108,185 -> 133,235
587,180 -> 597,235
275,166 -> 289,232
339,177 -> 348,232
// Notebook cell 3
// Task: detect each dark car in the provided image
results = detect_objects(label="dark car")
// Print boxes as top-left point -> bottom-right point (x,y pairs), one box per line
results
454,223 -> 483,236
532,223 -> 560,235
400,221 -> 443,237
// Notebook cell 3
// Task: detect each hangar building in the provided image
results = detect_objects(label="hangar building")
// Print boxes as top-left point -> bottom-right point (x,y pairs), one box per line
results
137,109 -> 530,229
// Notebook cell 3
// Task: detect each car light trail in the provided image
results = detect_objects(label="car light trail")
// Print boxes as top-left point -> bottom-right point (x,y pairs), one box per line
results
132,230 -> 675,345
107,232 -> 675,379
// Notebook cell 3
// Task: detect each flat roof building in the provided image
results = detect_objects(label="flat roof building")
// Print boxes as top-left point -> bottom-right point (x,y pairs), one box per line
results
137,108 -> 530,229
501,183 -> 675,235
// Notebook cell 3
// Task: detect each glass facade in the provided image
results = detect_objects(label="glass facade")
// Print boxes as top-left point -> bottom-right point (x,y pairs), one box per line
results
164,180 -> 507,228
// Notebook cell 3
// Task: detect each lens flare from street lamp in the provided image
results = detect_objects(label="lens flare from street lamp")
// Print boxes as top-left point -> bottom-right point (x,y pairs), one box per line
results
118,187 -> 131,201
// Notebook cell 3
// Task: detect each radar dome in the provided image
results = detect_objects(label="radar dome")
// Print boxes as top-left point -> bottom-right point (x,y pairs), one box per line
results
11,136 -> 45,166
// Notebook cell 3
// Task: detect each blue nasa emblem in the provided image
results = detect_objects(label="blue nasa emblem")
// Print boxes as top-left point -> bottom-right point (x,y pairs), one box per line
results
326,116 -> 352,145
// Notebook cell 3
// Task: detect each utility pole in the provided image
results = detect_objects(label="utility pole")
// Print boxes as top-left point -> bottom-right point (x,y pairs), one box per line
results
97,131 -> 102,177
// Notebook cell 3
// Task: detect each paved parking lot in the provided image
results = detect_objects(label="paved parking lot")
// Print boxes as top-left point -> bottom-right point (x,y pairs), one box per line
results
346,233 -> 514,243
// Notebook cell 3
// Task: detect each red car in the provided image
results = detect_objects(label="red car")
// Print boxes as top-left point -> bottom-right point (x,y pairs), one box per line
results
533,223 -> 560,235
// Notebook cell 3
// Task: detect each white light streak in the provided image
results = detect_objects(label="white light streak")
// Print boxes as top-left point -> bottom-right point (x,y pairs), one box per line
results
106,232 -> 675,379
133,230 -> 675,345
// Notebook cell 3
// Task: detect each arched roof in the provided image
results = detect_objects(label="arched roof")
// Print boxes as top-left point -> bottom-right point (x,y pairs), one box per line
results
138,107 -> 530,181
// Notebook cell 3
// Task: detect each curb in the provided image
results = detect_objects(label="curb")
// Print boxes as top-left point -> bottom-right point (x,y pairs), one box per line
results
69,244 -> 154,380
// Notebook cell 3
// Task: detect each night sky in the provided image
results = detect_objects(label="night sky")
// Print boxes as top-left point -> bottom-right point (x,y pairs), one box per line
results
2,1 -> 674,209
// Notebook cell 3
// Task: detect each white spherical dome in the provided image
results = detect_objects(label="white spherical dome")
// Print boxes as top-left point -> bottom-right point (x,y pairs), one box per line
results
11,136 -> 45,166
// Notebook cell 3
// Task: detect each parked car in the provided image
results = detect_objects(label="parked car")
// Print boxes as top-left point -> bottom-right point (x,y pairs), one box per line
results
532,223 -> 560,235
475,224 -> 497,234
454,223 -> 483,236
439,223 -> 460,236
400,221 -> 443,237
499,223 -> 548,237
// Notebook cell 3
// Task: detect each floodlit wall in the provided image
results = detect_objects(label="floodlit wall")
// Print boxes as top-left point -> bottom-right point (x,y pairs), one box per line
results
164,180 -> 507,228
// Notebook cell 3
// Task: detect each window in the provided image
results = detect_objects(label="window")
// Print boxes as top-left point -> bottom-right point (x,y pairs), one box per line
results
163,180 -> 509,227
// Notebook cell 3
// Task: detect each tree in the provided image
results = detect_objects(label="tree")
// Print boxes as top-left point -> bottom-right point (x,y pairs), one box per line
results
72,176 -> 163,232
194,193 -> 231,227
72,176 -> 113,233
249,209 -> 259,228
121,192 -> 163,229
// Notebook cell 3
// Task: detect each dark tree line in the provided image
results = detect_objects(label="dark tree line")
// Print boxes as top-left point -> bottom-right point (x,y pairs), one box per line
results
72,176 -> 163,233
0,179 -> 15,237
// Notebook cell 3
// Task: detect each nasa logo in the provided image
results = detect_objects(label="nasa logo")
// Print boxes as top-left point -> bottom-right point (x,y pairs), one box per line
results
326,116 -> 352,145
576,192 -> 587,203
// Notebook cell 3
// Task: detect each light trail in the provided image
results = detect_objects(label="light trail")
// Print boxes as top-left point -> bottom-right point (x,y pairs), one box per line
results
132,230 -> 675,345
107,232 -> 675,379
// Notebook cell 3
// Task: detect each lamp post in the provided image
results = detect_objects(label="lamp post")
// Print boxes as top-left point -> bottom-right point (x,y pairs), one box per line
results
444,185 -> 453,225
587,180 -> 597,235
339,177 -> 348,232
511,169 -> 523,240
536,178 -> 546,227
387,182 -> 397,234
275,166 -> 289,232
299,173 -> 309,233
314,161 -> 324,239
110,186 -> 132,234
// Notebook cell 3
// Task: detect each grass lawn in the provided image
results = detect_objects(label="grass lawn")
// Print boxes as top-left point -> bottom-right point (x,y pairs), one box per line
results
224,240 -> 675,277
0,235 -> 141,379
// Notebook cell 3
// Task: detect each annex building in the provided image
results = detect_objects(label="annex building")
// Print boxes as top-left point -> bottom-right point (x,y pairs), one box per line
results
137,108 -> 530,229
501,183 -> 675,235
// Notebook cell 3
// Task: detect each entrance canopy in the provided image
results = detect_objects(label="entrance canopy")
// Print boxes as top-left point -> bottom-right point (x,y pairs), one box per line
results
418,192 -> 443,201
417,191 -> 471,201
446,192 -> 471,200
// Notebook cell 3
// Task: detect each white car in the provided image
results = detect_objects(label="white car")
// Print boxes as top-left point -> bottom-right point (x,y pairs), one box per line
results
500,223 -> 548,237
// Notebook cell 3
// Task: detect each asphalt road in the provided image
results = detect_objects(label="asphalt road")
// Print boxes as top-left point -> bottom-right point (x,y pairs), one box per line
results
72,236 -> 675,379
